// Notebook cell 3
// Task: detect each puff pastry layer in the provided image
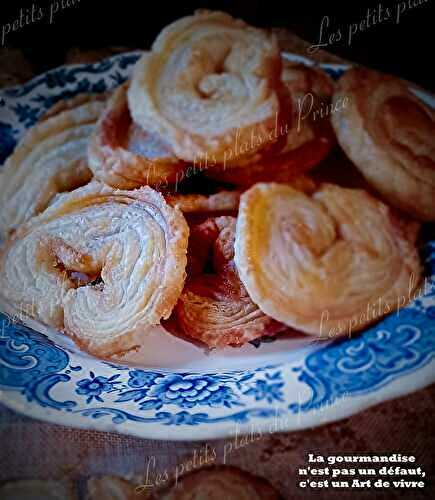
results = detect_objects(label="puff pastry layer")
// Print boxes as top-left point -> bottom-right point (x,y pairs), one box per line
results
332,68 -> 435,220
207,61 -> 335,186
39,91 -> 109,122
0,182 -> 189,358
128,11 -> 284,163
173,216 -> 286,347
87,476 -> 137,500
0,96 -> 106,238
88,83 -> 186,189
165,190 -> 240,214
234,182 -> 421,338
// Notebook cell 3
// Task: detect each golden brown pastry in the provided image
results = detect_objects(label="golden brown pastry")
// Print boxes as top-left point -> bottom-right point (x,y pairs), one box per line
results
0,181 -> 189,358
234,182 -> 421,338
282,61 -> 334,117
277,61 -> 335,155
207,61 -> 335,187
38,91 -> 110,122
87,476 -> 138,500
128,11 -> 284,164
332,68 -> 435,221
88,82 -> 186,190
158,466 -> 282,500
172,216 -> 287,348
0,96 -> 107,238
0,480 -> 77,500
165,190 -> 240,214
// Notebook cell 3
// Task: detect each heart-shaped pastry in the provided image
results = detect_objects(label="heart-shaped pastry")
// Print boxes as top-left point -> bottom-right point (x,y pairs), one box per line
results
128,11 -> 285,164
332,68 -> 435,221
88,82 -> 186,189
0,181 -> 189,357
0,94 -> 107,238
205,61 -> 335,187
234,182 -> 421,338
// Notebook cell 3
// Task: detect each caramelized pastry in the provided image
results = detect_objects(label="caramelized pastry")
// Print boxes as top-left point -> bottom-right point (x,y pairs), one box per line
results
0,96 -> 106,238
88,82 -> 186,189
0,182 -> 189,358
207,61 -> 335,187
158,466 -> 282,500
87,476 -> 138,500
234,182 -> 421,338
332,68 -> 435,221
39,91 -> 110,122
173,216 -> 287,348
128,11 -> 284,164
274,60 -> 335,160
165,190 -> 240,214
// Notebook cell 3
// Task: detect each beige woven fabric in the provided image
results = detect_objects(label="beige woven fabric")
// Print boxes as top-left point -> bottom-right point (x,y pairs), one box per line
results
1,385 -> 433,499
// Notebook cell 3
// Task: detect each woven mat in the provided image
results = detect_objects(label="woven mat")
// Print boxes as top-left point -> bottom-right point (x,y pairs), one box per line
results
1,386 -> 434,498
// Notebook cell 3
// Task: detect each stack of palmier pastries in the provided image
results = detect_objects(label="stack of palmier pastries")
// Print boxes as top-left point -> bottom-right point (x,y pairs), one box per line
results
0,10 -> 432,358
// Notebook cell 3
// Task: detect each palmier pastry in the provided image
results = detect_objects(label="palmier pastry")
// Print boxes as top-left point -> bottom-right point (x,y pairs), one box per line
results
207,61 -> 335,187
0,480 -> 77,500
165,190 -> 240,214
332,68 -> 435,221
87,476 -> 138,500
234,182 -> 421,338
128,11 -> 284,164
173,216 -> 287,348
88,82 -> 186,189
0,181 -> 189,358
157,466 -> 282,500
0,96 -> 106,238
38,91 -> 110,122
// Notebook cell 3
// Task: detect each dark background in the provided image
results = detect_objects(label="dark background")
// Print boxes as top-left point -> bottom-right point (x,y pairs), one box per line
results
0,0 -> 433,89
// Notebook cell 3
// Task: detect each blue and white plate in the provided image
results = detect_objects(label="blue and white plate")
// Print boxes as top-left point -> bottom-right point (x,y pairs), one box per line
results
0,52 -> 434,440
